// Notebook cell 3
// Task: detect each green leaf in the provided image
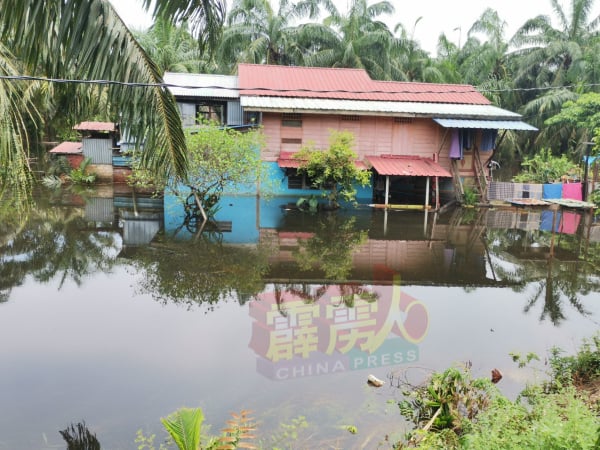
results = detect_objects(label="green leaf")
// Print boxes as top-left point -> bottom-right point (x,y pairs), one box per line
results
160,407 -> 204,450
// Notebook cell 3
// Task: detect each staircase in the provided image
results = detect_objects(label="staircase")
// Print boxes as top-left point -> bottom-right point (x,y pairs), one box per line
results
450,159 -> 464,202
472,150 -> 489,203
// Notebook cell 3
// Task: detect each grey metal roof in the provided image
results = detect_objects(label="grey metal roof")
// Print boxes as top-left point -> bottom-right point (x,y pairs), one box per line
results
433,118 -> 538,131
163,72 -> 239,99
240,96 -> 521,119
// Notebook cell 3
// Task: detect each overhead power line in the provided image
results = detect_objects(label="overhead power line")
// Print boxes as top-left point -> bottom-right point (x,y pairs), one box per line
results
0,73 -> 598,95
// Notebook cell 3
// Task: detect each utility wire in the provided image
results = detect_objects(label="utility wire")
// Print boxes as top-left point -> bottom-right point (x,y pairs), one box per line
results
0,74 -> 597,95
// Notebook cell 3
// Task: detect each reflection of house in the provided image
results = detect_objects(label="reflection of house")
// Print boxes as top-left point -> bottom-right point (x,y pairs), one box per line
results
166,65 -> 536,208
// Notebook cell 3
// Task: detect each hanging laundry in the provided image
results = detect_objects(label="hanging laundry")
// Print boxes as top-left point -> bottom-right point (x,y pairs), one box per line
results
449,129 -> 462,159
460,129 -> 474,150
480,129 -> 498,151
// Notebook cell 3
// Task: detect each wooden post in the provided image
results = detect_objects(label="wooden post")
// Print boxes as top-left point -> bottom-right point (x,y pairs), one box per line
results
385,175 -> 390,207
425,176 -> 430,209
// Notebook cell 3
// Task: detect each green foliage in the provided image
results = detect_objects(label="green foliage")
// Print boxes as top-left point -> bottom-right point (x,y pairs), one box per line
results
160,407 -> 204,450
545,92 -> 600,155
461,186 -> 478,206
509,351 -> 540,369
395,336 -> 600,449
171,121 -> 264,217
461,387 -> 599,450
46,156 -> 72,177
396,366 -> 497,443
135,430 -> 169,450
512,148 -> 581,184
545,334 -> 600,390
294,131 -> 371,209
67,157 -> 96,184
590,189 -> 600,212
153,408 -> 256,450
263,415 -> 309,450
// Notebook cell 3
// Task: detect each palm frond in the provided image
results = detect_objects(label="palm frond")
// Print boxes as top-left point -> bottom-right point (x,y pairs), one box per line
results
1,0 -> 189,184
161,407 -> 204,450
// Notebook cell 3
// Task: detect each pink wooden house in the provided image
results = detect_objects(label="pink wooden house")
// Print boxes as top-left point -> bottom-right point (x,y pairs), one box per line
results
237,64 -> 536,209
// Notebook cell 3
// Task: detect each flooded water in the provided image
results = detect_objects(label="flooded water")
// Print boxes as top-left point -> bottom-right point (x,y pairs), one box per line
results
1,186 -> 600,449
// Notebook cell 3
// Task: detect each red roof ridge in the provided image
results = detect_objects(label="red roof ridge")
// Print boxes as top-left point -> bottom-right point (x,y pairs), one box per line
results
237,62 -> 369,74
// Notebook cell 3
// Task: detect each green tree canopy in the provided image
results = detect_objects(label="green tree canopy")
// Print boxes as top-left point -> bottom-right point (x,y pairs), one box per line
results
295,130 -> 371,208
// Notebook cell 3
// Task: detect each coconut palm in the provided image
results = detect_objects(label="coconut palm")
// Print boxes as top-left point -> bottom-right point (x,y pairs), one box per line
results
0,0 -> 225,208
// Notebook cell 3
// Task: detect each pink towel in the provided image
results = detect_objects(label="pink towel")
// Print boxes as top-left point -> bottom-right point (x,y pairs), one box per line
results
560,211 -> 581,234
562,182 -> 582,200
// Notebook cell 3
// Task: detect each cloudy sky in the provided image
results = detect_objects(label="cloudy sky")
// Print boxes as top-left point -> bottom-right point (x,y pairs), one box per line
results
109,0 -> 599,55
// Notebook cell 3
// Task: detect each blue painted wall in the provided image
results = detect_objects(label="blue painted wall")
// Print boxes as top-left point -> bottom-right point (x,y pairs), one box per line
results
259,162 -> 373,204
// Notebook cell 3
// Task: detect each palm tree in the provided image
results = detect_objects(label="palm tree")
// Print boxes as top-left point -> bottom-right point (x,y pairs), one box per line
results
301,0 -> 397,79
510,0 -> 600,143
0,0 -> 225,209
134,18 -> 203,74
218,0 -> 322,69
391,18 -> 443,82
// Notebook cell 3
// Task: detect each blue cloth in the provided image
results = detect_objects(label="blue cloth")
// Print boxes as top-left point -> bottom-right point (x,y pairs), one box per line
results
540,210 -> 561,232
542,183 -> 563,199
480,129 -> 498,151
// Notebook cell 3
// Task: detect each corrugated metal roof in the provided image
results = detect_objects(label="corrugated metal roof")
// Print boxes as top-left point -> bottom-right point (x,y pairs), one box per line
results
163,71 -> 239,99
241,96 -> 520,119
238,64 -> 490,104
277,151 -> 368,170
49,141 -> 83,154
74,121 -> 115,132
433,118 -> 538,131
366,155 -> 452,177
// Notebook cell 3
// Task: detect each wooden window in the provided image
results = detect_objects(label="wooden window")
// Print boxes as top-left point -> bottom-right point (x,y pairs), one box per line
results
282,113 -> 303,127
286,169 -> 318,190
281,138 -> 302,144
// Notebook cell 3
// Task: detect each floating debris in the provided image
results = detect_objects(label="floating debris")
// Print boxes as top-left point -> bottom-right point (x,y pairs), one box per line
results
367,374 -> 384,387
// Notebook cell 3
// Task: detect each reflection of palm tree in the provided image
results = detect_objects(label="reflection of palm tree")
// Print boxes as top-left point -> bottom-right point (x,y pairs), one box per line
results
0,198 -> 121,293
272,282 -> 379,315
485,226 -> 599,325
524,257 -> 591,324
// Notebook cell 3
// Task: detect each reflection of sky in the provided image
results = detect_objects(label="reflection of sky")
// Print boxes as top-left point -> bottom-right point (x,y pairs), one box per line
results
2,266 -> 600,448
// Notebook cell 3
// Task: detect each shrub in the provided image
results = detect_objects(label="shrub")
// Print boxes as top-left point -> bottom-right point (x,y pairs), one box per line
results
513,148 -> 581,184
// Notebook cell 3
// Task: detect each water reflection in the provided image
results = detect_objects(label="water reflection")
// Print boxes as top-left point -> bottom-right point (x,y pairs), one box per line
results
485,208 -> 600,324
2,188 -> 600,448
250,280 -> 428,381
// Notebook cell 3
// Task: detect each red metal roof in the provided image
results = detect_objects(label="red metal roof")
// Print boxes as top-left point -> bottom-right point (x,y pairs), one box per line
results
277,151 -> 368,170
49,141 -> 83,154
73,121 -> 116,132
366,155 -> 452,177
238,64 -> 490,105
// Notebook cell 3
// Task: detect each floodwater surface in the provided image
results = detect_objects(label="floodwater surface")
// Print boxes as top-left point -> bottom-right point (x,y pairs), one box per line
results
1,188 -> 599,449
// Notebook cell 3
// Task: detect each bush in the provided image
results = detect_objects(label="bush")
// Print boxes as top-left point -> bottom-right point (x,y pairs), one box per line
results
513,148 -> 581,184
